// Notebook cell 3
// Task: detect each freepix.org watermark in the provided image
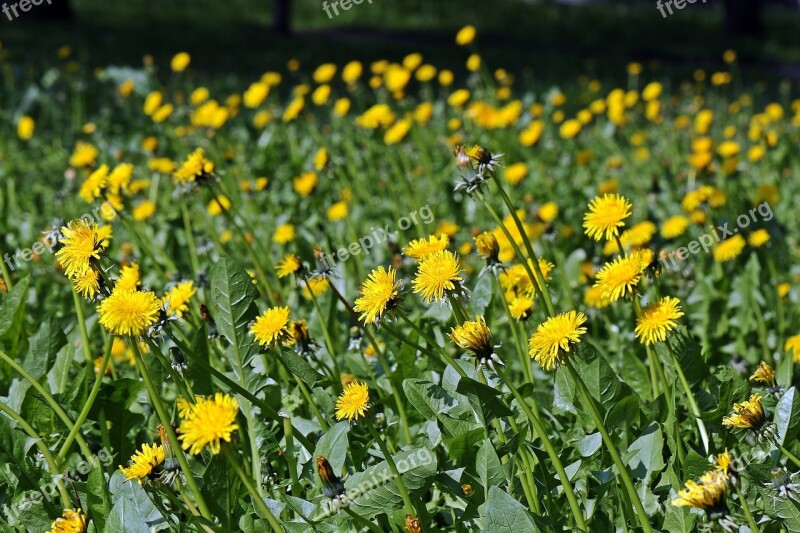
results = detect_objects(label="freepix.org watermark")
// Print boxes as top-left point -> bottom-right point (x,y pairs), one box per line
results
322,0 -> 373,19
656,0 -> 707,18
2,447 -> 113,523
318,204 -> 434,270
3,200 -> 117,272
659,201 -> 773,271
2,0 -> 53,21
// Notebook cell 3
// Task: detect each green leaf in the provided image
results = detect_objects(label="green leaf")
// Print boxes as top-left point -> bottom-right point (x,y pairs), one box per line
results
326,447 -> 437,520
106,471 -> 166,532
87,466 -> 110,532
403,379 -> 474,437
0,275 -> 29,342
209,257 -> 260,381
280,348 -> 323,387
314,421 -> 350,474
456,377 -> 512,427
469,272 -> 493,316
477,439 -> 506,496
22,317 -> 66,381
479,486 -> 540,532
623,422 -> 665,482
775,386 -> 800,446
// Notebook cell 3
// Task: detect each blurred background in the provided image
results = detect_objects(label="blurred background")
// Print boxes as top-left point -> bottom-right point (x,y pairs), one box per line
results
2,0 -> 799,85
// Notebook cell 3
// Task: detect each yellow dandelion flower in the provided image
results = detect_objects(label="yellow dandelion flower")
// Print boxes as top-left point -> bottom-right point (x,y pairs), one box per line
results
69,141 -> 98,168
412,250 -> 463,304
116,262 -> 140,291
671,470 -> 728,512
538,202 -> 559,224
508,295 -> 534,321
170,52 -> 191,72
302,277 -> 330,299
583,194 -> 632,241
132,201 -> 156,221
528,310 -> 588,371
174,148 -> 214,184
634,296 -> 684,345
748,229 -> 770,247
403,234 -> 449,260
73,268 -> 100,299
750,361 -> 776,388
293,172 -> 318,197
119,443 -> 165,484
98,288 -> 161,336
327,201 -> 348,221
449,316 -> 493,358
713,234 -> 746,263
594,250 -> 649,302
251,306 -> 294,348
785,334 -> 800,362
164,281 -> 196,317
107,163 -> 134,194
207,195 -> 230,216
583,285 -> 612,309
475,232 -> 500,262
335,382 -> 370,422
778,283 -> 790,298
17,115 -> 35,140
504,162 -> 527,185
56,220 -> 112,279
276,254 -> 302,278
661,215 -> 690,239
722,393 -> 767,431
273,224 -> 295,244
79,164 -> 109,203
48,509 -> 86,533
178,393 -> 240,455
455,25 -> 476,46
353,267 -> 400,324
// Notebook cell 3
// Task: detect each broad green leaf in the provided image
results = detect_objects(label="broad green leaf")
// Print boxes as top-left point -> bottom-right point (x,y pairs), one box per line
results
106,471 -> 166,532
479,486 -> 540,532
456,377 -> 512,427
280,348 -> 323,387
775,386 -> 800,445
624,422 -> 665,482
477,439 -> 506,496
469,272 -> 493,316
314,421 -> 350,474
403,379 -> 474,437
320,447 -> 437,520
209,257 -> 260,381
0,275 -> 29,342
22,317 -> 65,381
87,466 -> 110,532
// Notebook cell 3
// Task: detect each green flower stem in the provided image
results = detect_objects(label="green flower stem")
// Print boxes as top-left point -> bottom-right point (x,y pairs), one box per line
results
767,257 -> 785,347
492,273 -> 534,384
166,330 -> 314,453
564,359 -> 653,533
276,351 -> 329,431
487,174 -> 557,317
180,202 -> 201,277
56,335 -> 113,463
494,365 -> 587,531
474,191 -> 553,318
130,339 -> 212,521
734,483 -> 760,533
507,416 -> 541,514
222,444 -> 283,532
753,303 -> 771,362
0,249 -> 12,290
395,311 -> 467,379
306,283 -> 341,390
141,336 -> 195,403
0,350 -> 94,462
72,288 -> 94,365
282,418 -> 302,497
643,346 -> 660,400
343,507 -> 383,533
777,443 -> 800,469
326,284 -> 413,444
0,400 -> 71,508
664,341 -> 710,454
364,418 -> 416,518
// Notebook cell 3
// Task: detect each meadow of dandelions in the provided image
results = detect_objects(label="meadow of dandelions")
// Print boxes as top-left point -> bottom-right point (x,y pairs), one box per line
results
2,23 -> 800,533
